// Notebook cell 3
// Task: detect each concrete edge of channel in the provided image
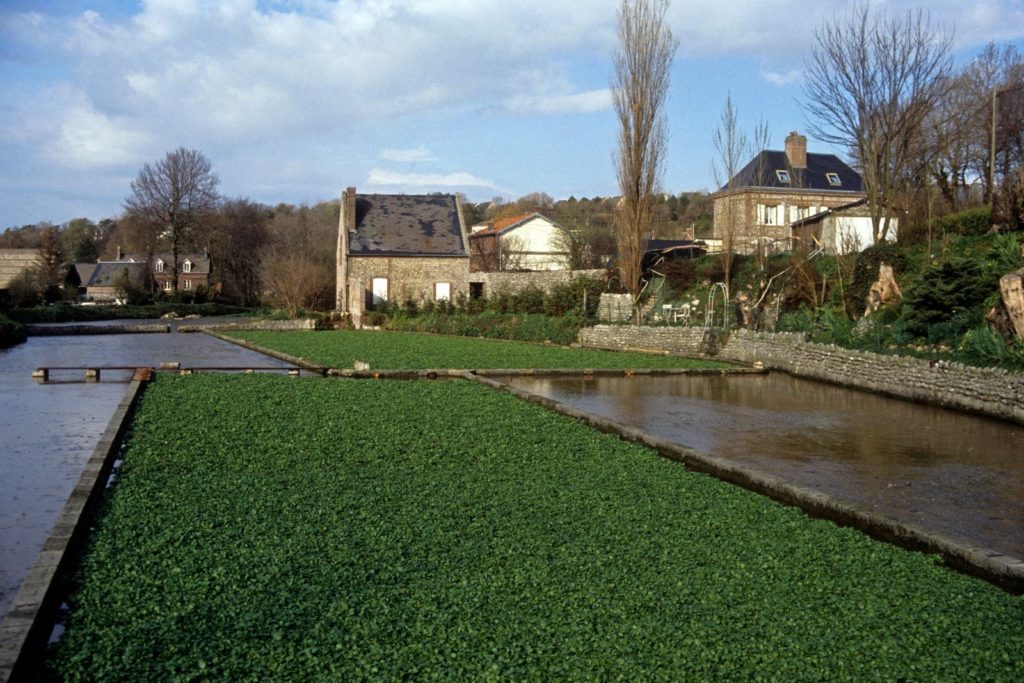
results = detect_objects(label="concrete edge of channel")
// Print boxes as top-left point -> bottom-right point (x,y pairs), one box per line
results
466,373 -> 1024,595
0,376 -> 149,683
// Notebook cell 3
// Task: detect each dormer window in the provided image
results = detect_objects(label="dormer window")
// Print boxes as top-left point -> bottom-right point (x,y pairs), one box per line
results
182,260 -> 193,273
776,170 -> 791,183
154,259 -> 164,273
826,173 -> 842,186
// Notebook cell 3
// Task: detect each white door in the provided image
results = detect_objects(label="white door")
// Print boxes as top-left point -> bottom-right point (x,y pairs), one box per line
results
371,277 -> 388,307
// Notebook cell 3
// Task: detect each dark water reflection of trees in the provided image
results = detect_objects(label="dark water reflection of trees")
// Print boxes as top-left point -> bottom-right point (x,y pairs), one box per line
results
510,373 -> 1024,559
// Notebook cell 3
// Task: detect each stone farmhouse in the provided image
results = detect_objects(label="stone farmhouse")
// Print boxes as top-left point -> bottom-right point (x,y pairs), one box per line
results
468,212 -> 569,272
335,188 -> 470,325
712,131 -> 867,254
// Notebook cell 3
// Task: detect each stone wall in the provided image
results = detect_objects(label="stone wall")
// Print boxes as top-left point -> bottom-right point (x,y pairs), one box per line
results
469,269 -> 604,296
597,293 -> 635,323
579,325 -> 1024,425
348,256 -> 470,307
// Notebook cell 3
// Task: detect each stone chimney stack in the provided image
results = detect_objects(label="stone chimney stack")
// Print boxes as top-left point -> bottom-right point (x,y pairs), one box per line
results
785,131 -> 807,169
344,186 -> 357,232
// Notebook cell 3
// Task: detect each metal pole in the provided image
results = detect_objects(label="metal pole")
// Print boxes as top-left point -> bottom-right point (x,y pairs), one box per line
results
990,88 -> 997,204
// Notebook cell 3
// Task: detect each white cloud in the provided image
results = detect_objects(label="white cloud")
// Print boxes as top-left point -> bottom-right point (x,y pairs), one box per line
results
503,89 -> 613,115
379,146 -> 437,163
366,168 -> 500,190
760,69 -> 803,87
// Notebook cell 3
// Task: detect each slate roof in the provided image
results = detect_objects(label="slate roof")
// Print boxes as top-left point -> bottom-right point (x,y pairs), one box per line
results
348,194 -> 467,257
84,262 -> 148,288
718,151 -> 864,194
125,252 -> 211,275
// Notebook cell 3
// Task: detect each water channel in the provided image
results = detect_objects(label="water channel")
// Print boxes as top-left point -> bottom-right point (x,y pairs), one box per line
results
507,373 -> 1024,561
0,329 -> 295,616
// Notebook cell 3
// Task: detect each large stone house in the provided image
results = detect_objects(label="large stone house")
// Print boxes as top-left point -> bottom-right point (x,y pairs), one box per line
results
335,188 -> 470,325
468,212 -> 569,272
75,247 -> 213,301
711,131 -> 866,254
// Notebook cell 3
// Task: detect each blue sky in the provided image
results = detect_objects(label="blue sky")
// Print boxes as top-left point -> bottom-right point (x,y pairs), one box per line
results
2,0 -> 1023,228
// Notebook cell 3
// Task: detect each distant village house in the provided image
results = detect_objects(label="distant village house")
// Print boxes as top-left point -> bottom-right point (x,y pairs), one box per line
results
711,131 -> 878,254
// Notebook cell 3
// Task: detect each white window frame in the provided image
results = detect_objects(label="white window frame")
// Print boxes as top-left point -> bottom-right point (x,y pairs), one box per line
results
183,279 -> 192,291
826,172 -> 842,186
435,282 -> 451,301
154,259 -> 164,273
760,204 -> 779,225
182,259 -> 193,273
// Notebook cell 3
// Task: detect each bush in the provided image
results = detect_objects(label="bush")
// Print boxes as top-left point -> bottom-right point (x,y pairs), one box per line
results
542,275 -> 606,320
662,259 -> 698,298
901,258 -> 997,341
847,242 -> 908,318
0,314 -> 26,348
927,206 -> 992,238
6,268 -> 45,308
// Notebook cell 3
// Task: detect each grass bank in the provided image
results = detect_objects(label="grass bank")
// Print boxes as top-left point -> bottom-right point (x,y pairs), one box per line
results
47,375 -> 1023,680
227,329 -> 732,370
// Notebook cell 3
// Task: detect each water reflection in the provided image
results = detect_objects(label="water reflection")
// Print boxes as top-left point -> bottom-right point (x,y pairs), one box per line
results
0,331 -> 294,615
509,374 -> 1024,559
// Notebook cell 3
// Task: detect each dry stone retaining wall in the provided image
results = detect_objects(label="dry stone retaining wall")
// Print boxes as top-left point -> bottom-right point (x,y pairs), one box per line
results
469,269 -> 605,295
579,325 -> 1024,425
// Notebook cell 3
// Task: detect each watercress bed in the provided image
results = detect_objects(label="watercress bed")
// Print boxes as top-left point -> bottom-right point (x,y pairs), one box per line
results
48,375 -> 1023,680
226,329 -> 732,370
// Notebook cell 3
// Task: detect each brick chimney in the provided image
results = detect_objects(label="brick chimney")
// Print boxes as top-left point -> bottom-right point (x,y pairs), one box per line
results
785,131 -> 807,169
343,186 -> 357,232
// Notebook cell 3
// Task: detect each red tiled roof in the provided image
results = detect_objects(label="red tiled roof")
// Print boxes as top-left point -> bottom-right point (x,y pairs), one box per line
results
471,213 -> 537,236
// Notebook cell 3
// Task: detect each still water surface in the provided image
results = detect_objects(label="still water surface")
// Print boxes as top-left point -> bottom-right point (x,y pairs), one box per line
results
508,373 -> 1024,560
0,330 -> 294,615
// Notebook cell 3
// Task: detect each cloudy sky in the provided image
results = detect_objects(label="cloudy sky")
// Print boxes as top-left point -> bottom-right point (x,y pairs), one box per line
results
2,0 -> 1023,228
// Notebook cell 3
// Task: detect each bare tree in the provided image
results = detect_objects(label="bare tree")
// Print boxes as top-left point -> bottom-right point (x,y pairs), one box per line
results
803,3 -> 952,243
612,0 -> 678,321
264,202 -> 336,315
124,147 -> 220,293
212,198 -> 272,306
711,94 -> 747,304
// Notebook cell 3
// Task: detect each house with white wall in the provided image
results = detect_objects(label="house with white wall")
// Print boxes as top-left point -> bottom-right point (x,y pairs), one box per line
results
791,199 -> 899,254
468,213 -> 568,271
